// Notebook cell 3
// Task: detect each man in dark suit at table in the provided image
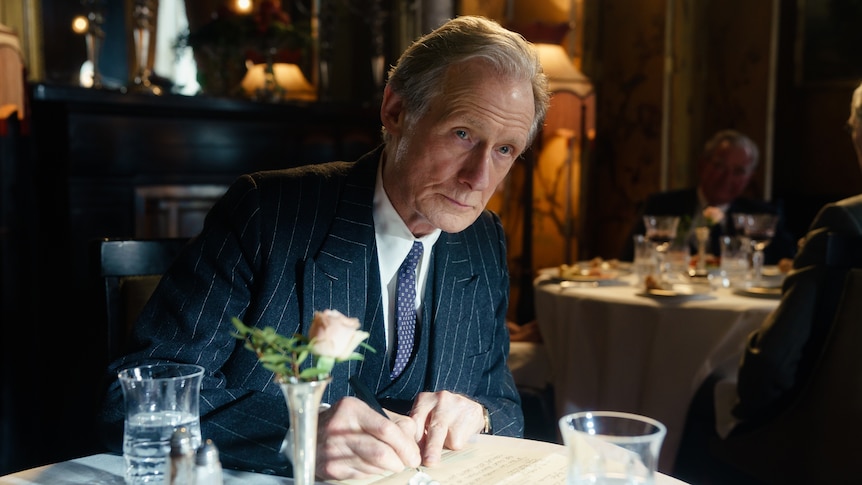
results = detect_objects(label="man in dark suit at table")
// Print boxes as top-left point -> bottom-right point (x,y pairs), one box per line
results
727,81 -> 862,437
623,129 -> 797,265
674,82 -> 862,484
97,16 -> 550,481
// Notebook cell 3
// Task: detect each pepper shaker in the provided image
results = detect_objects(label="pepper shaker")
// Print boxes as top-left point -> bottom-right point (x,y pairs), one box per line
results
195,439 -> 223,485
167,427 -> 196,485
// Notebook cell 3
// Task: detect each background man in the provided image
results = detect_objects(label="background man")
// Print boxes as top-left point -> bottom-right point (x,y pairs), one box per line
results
624,129 -> 796,265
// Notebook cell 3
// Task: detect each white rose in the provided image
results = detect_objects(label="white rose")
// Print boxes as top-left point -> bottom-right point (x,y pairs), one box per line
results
308,309 -> 369,360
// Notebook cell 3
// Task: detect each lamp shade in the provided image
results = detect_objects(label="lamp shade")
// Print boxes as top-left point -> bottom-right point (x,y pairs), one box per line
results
241,63 -> 316,101
534,43 -> 593,98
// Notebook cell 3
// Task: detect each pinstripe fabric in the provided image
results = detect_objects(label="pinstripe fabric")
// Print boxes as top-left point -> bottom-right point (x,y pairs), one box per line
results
97,147 -> 522,476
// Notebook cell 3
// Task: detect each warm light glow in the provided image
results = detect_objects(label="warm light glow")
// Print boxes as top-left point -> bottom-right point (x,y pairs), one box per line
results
241,63 -> 317,101
530,43 -> 597,266
71,15 -> 89,34
78,60 -> 94,88
534,43 -> 593,98
235,0 -> 253,14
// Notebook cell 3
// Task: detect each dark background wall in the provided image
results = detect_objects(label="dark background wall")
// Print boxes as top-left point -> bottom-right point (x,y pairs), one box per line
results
32,0 -> 862,256
580,0 -> 862,260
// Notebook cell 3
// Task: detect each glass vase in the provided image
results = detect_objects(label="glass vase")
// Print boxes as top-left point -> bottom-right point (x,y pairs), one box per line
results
280,377 -> 330,485
694,226 -> 710,274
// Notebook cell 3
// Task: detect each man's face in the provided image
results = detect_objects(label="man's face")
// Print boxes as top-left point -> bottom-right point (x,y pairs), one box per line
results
381,60 -> 535,236
698,141 -> 755,206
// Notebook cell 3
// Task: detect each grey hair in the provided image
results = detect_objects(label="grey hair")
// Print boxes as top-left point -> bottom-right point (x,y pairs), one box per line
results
702,129 -> 760,169
383,15 -> 550,147
851,81 -> 862,119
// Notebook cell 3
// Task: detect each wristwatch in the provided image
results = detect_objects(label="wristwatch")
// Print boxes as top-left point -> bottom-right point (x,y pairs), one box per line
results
481,405 -> 492,434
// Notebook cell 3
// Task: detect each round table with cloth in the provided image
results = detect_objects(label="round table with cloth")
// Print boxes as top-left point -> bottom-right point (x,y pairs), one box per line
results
533,271 -> 780,473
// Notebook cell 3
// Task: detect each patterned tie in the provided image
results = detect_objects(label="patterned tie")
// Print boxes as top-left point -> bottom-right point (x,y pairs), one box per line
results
391,241 -> 423,379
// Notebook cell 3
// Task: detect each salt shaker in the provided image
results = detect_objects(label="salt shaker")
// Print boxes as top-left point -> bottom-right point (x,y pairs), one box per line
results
195,439 -> 223,485
167,427 -> 196,485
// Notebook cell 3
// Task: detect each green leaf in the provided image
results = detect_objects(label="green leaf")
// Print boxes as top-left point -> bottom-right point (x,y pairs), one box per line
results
296,349 -> 309,366
316,355 -> 335,374
299,367 -> 328,380
258,353 -> 288,364
231,316 -> 250,334
263,362 -> 286,375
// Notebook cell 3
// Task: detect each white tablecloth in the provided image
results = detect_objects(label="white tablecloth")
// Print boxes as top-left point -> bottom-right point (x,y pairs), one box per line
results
0,453 -> 292,485
0,445 -> 689,484
534,274 -> 780,473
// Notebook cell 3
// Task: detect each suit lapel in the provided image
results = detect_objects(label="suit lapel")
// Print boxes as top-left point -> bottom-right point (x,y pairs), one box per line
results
298,152 -> 391,387
298,152 -> 379,328
384,233 -> 482,397
424,231 -> 480,388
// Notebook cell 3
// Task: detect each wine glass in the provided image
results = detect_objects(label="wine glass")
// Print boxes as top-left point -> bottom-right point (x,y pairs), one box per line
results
643,215 -> 680,283
742,213 -> 778,286
731,212 -> 753,249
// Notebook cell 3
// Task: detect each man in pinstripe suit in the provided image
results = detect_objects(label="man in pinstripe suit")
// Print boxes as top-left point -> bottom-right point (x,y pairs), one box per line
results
99,15 -> 550,481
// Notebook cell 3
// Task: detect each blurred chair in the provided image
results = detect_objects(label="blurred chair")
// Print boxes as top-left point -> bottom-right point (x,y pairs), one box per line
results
708,233 -> 862,483
0,23 -> 26,123
0,92 -> 26,479
91,237 -> 189,363
1,106 -> 23,325
508,321 -> 557,442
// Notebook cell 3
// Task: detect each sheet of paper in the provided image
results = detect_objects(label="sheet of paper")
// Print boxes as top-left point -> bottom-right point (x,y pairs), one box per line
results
336,435 -> 568,485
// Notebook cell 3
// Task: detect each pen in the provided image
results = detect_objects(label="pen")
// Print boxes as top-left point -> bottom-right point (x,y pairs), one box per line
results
349,375 -> 388,418
349,375 -> 427,478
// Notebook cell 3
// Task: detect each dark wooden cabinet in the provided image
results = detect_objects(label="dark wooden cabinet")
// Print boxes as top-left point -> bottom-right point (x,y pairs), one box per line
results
2,83 -> 381,473
28,84 -> 380,292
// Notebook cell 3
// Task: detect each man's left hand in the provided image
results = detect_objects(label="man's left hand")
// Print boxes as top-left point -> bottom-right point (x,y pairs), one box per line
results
409,391 -> 485,466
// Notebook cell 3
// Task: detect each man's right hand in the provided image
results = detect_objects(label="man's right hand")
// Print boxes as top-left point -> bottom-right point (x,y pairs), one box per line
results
314,396 -> 421,480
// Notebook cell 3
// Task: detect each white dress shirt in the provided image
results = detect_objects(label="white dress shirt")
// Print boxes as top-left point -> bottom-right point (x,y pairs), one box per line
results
372,160 -> 440,360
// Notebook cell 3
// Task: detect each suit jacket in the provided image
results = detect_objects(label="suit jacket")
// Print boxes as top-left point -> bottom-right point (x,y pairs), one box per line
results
622,188 -> 797,265
98,147 -> 522,475
731,194 -> 862,426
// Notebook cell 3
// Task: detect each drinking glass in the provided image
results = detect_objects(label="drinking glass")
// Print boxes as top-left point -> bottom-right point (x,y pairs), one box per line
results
559,411 -> 667,485
731,212 -> 752,255
731,213 -> 752,233
642,215 -> 680,283
742,213 -> 778,286
716,235 -> 750,288
632,234 -> 658,286
119,363 -> 204,485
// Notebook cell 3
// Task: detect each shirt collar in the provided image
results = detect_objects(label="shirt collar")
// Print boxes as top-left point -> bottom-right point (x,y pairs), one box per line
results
373,154 -> 441,278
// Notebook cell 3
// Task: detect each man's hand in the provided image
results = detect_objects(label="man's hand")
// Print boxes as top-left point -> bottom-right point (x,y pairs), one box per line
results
409,391 -> 486,466
315,397 -> 421,480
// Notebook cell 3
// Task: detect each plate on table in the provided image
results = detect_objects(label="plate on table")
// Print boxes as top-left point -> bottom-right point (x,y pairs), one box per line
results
757,267 -> 786,285
761,265 -> 783,277
735,285 -> 782,298
539,260 -> 631,283
637,283 -> 715,300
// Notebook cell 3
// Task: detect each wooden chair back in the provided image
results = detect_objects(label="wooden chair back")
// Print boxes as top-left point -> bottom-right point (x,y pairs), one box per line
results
91,237 -> 188,363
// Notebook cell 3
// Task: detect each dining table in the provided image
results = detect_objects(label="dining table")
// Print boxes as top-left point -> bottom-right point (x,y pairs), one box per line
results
0,435 -> 690,484
533,264 -> 782,473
